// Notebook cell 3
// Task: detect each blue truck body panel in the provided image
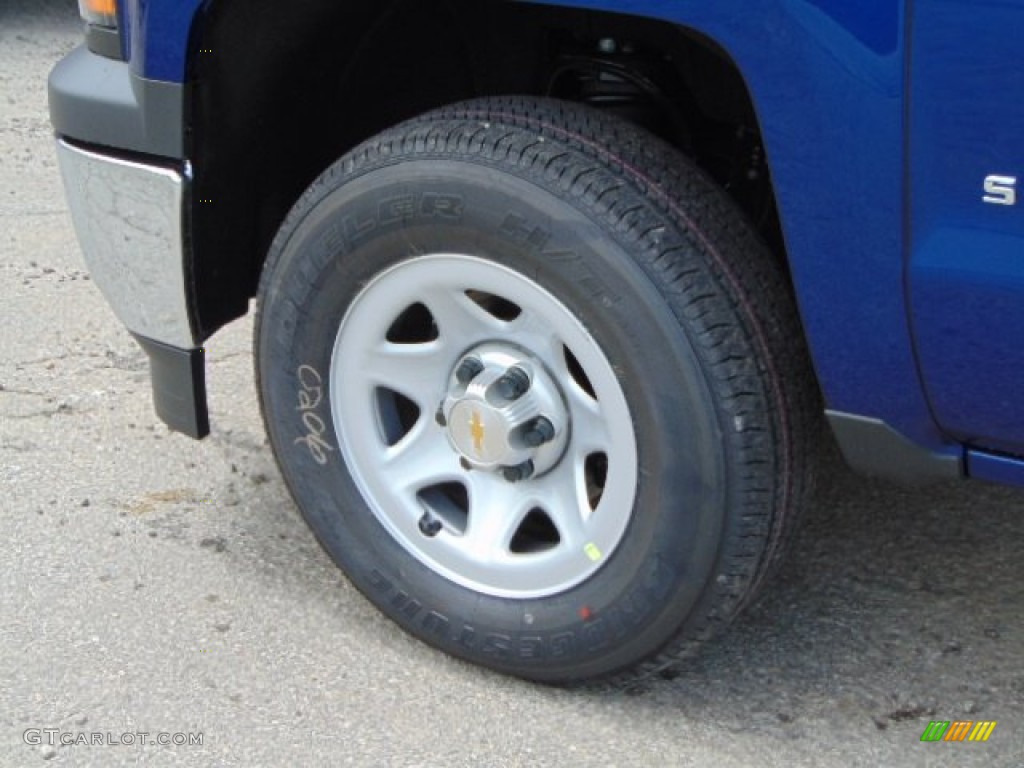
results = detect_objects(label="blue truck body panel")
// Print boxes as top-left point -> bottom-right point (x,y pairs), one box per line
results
908,0 -> 1024,458
123,0 -> 201,80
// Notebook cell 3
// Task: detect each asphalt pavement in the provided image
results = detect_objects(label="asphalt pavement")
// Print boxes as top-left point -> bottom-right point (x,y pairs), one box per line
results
2,2 -> 1023,766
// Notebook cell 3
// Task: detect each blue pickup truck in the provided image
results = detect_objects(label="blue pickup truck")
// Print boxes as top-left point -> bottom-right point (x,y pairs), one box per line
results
49,0 -> 1024,685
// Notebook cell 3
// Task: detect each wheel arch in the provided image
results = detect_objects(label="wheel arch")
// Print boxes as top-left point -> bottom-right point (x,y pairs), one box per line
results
185,0 -> 789,341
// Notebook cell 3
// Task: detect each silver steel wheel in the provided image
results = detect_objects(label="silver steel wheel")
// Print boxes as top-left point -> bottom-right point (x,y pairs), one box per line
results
329,254 -> 638,598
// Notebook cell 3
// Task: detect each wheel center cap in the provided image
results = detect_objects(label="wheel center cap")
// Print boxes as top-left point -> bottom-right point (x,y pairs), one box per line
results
448,400 -> 509,467
441,343 -> 570,478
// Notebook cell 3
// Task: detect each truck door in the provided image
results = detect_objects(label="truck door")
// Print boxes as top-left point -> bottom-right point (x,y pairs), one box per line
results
908,0 -> 1024,458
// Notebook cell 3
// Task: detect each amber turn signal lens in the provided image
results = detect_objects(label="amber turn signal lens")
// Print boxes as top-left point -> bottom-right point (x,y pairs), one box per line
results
83,0 -> 116,12
78,0 -> 117,27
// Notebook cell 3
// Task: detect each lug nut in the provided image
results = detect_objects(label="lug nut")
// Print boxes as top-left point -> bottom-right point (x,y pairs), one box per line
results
502,460 -> 535,483
495,367 -> 530,400
455,357 -> 484,385
435,405 -> 447,427
523,417 -> 555,447
418,513 -> 443,537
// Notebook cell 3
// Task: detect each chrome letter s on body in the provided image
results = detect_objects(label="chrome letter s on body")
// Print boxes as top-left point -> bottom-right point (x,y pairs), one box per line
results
983,174 -> 1017,206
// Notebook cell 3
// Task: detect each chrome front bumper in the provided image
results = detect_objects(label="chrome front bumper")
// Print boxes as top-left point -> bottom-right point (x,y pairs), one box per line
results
55,138 -> 195,349
55,138 -> 209,438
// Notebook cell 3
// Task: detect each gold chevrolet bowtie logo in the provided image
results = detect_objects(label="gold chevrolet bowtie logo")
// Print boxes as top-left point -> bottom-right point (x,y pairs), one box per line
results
469,410 -> 485,456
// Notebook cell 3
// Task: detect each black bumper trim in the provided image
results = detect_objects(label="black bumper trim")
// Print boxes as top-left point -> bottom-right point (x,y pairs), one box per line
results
133,335 -> 209,439
826,411 -> 962,484
85,25 -> 123,61
48,46 -> 183,159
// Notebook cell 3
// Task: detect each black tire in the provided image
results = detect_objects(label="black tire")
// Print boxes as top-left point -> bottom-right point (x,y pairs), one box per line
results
255,96 -> 817,686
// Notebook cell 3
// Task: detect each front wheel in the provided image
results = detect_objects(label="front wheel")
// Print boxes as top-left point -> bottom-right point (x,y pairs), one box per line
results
255,96 -> 816,685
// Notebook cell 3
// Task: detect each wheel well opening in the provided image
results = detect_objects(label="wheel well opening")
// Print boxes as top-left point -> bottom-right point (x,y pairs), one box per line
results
187,0 -> 785,339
